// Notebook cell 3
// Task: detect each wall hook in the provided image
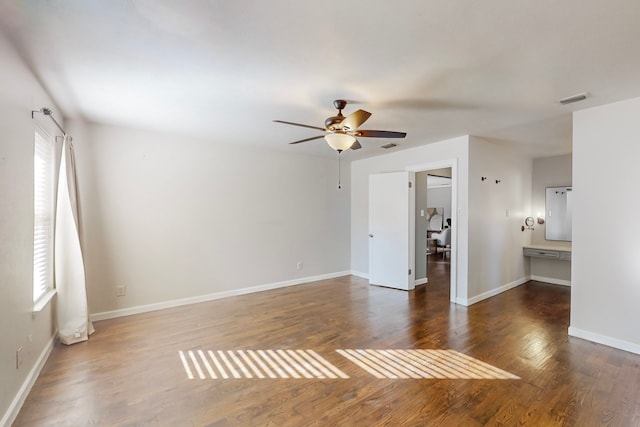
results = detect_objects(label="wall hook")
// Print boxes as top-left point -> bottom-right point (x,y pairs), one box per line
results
495,179 -> 501,184
481,177 -> 487,181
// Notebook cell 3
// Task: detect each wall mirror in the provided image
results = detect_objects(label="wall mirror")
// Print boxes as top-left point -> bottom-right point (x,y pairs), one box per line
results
426,207 -> 444,231
545,186 -> 572,241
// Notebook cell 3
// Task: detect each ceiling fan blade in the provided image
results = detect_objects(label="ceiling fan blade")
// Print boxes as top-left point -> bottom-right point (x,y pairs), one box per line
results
351,140 -> 362,150
273,120 -> 326,131
340,109 -> 371,130
288,135 -> 325,145
357,130 -> 407,138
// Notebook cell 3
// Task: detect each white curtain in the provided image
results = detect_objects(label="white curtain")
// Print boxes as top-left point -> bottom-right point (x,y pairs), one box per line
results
55,135 -> 94,345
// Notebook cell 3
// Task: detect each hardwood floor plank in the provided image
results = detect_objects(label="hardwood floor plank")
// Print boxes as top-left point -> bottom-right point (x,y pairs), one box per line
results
12,259 -> 640,426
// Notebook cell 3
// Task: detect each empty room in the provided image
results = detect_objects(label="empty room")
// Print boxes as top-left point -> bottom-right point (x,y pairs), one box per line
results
2,1 -> 640,426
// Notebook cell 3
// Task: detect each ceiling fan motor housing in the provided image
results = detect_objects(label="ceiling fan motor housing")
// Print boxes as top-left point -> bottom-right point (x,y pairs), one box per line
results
326,99 -> 348,130
325,115 -> 344,130
333,99 -> 347,110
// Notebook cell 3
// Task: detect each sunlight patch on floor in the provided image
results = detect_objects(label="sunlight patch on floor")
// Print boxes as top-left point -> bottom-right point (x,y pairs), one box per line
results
336,349 -> 520,379
178,349 -> 349,379
179,349 -> 519,380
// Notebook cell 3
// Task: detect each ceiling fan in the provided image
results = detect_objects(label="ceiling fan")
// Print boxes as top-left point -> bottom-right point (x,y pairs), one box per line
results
274,99 -> 407,152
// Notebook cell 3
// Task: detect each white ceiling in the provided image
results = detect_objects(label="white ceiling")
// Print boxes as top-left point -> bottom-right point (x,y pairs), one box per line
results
2,0 -> 640,160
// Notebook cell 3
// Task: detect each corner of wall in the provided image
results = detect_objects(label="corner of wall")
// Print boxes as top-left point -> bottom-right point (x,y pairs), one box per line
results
466,136 -> 532,301
1,335 -> 56,427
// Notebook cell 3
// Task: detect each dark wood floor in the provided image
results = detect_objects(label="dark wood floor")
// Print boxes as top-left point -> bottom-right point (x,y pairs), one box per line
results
14,258 -> 640,426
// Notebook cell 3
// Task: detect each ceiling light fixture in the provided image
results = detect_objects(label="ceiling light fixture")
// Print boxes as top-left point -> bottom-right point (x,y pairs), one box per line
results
559,92 -> 588,105
325,132 -> 356,152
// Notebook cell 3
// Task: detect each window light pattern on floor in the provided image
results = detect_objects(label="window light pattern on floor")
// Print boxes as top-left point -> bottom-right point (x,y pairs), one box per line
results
335,349 -> 520,379
178,350 -> 349,379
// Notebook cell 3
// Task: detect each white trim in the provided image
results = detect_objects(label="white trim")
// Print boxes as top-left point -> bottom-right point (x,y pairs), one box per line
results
568,326 -> 640,355
414,277 -> 428,286
91,271 -> 351,321
406,159 -> 457,172
32,289 -> 57,312
530,275 -> 571,287
1,334 -> 56,427
350,270 -> 369,279
456,276 -> 529,306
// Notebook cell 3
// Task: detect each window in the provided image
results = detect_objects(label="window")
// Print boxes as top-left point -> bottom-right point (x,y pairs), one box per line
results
33,129 -> 56,309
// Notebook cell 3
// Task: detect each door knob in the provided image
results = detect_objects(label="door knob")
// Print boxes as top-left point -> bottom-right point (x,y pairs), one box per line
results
368,233 -> 374,238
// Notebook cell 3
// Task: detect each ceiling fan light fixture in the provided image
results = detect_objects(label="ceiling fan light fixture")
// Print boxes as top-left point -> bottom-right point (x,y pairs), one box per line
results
325,133 -> 356,152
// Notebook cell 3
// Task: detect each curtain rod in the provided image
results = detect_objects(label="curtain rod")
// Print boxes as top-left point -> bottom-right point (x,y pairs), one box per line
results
31,107 -> 67,136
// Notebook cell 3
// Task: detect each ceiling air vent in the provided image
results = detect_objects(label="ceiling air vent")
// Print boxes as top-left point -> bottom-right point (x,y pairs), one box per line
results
381,143 -> 397,149
559,92 -> 588,105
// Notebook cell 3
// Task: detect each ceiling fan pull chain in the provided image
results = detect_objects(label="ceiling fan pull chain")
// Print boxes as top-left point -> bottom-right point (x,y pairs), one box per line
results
337,153 -> 342,190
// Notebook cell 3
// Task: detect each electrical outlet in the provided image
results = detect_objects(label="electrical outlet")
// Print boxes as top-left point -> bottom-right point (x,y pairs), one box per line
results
116,285 -> 126,297
297,261 -> 303,270
16,346 -> 23,369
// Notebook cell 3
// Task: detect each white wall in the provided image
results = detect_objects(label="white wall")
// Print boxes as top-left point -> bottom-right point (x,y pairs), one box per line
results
68,122 -> 351,316
0,32 -> 60,425
570,97 -> 640,354
350,135 -> 470,300
467,137 -> 532,303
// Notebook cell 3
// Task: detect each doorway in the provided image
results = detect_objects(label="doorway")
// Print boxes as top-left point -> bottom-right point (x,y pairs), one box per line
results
407,160 -> 457,302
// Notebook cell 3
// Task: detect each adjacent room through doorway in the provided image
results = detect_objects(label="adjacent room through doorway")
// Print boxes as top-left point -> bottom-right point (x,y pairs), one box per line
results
415,167 -> 452,297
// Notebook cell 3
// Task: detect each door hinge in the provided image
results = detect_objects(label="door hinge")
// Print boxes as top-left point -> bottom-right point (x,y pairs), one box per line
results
408,181 -> 412,188
408,269 -> 412,275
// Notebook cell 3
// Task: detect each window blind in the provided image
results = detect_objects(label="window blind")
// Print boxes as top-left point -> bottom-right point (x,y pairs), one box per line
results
33,130 -> 55,304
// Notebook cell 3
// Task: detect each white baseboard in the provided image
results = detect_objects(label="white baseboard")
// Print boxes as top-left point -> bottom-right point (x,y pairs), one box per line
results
568,326 -> 640,355
530,275 -> 571,286
456,276 -> 529,306
350,270 -> 369,279
91,271 -> 351,322
414,277 -> 428,286
1,334 -> 56,427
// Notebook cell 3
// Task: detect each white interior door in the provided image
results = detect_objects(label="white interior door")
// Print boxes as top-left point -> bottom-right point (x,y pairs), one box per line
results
369,171 -> 415,290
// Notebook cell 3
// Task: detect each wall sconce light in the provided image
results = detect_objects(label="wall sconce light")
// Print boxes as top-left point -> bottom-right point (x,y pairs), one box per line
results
522,216 -> 535,231
537,212 -> 545,225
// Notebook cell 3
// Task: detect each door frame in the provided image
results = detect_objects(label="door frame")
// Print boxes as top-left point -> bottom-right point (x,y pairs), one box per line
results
406,159 -> 458,302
